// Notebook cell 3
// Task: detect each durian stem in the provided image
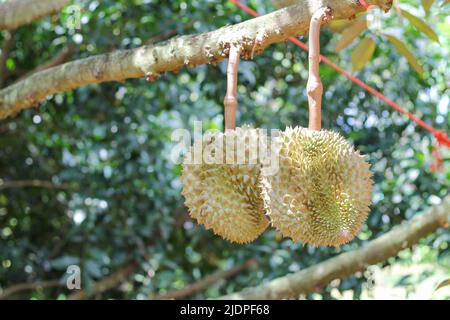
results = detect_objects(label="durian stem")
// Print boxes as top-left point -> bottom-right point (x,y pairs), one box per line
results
307,7 -> 333,131
224,45 -> 241,131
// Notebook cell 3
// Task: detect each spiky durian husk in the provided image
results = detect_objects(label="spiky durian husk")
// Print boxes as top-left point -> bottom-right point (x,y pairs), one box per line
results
261,127 -> 373,246
181,127 -> 269,244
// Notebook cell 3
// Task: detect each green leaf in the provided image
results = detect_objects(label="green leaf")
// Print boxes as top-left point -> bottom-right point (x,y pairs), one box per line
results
328,19 -> 353,33
385,34 -> 425,75
435,279 -> 450,291
351,36 -> 376,72
400,9 -> 440,43
421,0 -> 435,12
336,20 -> 367,52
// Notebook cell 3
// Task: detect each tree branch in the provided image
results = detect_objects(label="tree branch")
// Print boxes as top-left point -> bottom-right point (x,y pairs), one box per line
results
0,279 -> 63,299
0,0 -> 71,31
219,194 -> 450,300
152,259 -> 257,300
67,261 -> 138,300
0,179 -> 73,190
0,0 -> 392,120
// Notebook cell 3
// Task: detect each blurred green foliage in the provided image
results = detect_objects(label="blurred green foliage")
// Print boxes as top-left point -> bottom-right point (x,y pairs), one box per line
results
0,0 -> 448,299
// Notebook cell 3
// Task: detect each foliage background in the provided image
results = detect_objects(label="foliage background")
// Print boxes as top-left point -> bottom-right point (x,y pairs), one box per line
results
0,0 -> 448,299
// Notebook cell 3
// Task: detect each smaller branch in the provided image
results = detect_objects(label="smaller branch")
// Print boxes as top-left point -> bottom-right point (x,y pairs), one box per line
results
0,179 -> 73,190
223,46 -> 241,130
152,259 -> 257,300
15,46 -> 76,83
0,0 -> 71,31
68,261 -> 138,300
307,7 -> 333,131
0,280 -> 63,299
0,30 -> 16,88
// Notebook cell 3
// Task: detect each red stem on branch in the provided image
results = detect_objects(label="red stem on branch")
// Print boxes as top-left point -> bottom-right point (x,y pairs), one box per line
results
224,46 -> 241,131
307,7 -> 333,131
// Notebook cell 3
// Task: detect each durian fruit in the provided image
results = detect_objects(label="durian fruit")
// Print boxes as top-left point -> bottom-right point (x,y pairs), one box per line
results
261,127 -> 373,246
181,127 -> 269,243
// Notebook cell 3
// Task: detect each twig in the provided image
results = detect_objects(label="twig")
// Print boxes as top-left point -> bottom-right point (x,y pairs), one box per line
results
0,280 -> 63,299
68,261 -> 138,300
223,45 -> 241,130
152,259 -> 257,300
0,179 -> 73,190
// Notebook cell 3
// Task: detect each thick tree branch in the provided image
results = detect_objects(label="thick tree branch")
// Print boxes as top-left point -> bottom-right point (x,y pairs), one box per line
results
219,194 -> 450,300
0,0 -> 392,120
152,259 -> 257,300
0,0 -> 71,31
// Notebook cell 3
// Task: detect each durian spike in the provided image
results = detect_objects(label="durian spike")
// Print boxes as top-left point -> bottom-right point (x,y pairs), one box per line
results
224,45 -> 241,130
307,7 -> 333,131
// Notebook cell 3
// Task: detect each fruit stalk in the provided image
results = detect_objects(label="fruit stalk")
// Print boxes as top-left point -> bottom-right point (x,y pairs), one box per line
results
307,7 -> 333,131
224,46 -> 241,130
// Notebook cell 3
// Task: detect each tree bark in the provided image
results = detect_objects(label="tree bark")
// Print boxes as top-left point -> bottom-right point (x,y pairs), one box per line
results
0,0 -> 393,120
218,194 -> 450,300
0,0 -> 71,31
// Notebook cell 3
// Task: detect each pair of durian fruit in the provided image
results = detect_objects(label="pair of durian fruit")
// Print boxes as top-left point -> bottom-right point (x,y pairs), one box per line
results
180,7 -> 373,246
181,126 -> 373,246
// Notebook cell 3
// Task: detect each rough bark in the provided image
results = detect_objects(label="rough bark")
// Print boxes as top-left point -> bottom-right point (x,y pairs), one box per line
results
0,0 -> 71,31
0,0 -> 393,120
219,194 -> 450,300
